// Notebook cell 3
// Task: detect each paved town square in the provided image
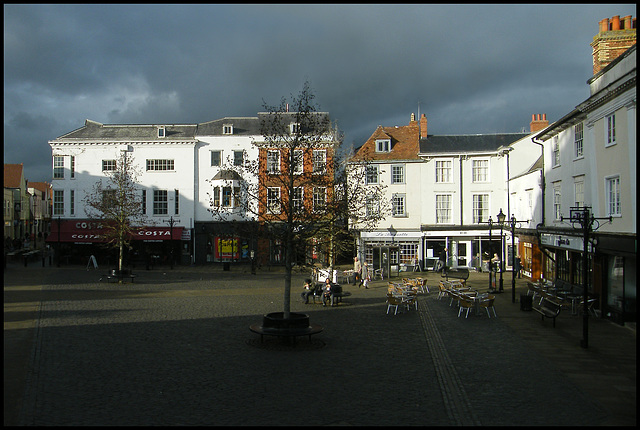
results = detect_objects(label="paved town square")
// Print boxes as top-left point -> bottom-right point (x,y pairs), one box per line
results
4,261 -> 635,426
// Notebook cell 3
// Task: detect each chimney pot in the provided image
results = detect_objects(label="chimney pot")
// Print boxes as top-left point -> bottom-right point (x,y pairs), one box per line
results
611,15 -> 620,31
599,18 -> 610,32
623,15 -> 632,29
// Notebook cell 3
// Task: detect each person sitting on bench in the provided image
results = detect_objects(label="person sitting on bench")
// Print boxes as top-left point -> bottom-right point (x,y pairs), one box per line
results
322,278 -> 336,307
300,279 -> 314,304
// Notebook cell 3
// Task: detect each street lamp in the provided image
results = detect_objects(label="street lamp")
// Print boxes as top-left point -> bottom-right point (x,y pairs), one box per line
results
487,216 -> 493,292
509,215 -> 528,303
496,208 -> 506,293
166,216 -> 177,269
561,206 -> 611,349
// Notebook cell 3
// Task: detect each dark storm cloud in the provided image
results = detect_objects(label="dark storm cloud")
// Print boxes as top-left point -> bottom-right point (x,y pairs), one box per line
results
4,4 -> 636,182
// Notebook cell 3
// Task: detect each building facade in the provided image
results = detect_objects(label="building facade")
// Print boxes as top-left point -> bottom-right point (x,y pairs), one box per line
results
535,44 -> 636,324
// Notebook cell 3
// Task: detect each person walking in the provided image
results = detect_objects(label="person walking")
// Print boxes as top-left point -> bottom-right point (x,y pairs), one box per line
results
354,256 -> 362,287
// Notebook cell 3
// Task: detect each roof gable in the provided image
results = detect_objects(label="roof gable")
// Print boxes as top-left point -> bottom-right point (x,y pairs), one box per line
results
4,163 -> 24,188
355,124 -> 420,161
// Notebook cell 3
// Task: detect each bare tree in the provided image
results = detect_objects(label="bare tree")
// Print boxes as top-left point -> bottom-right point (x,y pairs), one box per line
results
207,81 -> 342,319
84,150 -> 144,276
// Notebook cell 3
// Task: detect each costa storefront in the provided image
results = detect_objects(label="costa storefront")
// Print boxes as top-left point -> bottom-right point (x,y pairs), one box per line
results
46,220 -> 186,266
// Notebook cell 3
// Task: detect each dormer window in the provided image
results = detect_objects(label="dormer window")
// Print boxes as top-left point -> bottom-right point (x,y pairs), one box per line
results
376,139 -> 391,153
158,126 -> 166,138
223,124 -> 233,135
290,123 -> 300,134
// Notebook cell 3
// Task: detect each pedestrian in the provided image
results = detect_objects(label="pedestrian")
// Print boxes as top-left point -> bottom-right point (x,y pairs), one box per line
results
353,256 -> 362,287
300,278 -> 314,304
515,255 -> 522,278
361,261 -> 370,289
435,247 -> 447,272
322,278 -> 334,307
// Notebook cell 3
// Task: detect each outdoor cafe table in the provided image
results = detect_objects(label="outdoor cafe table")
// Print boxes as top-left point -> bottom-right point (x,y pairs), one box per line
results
459,291 -> 489,316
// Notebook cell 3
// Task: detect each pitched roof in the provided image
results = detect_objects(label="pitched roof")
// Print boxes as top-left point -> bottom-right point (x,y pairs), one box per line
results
28,181 -> 51,194
419,133 -> 529,155
354,123 -> 420,161
4,163 -> 24,188
54,120 -> 197,141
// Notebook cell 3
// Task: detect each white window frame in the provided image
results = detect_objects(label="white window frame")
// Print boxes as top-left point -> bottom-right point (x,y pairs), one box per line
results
267,150 -> 280,174
574,176 -> 584,208
70,156 -> 75,179
391,164 -> 405,184
290,123 -> 300,134
392,193 -> 406,217
267,187 -> 281,214
153,189 -> 168,215
292,187 -> 304,212
436,194 -> 451,224
222,186 -> 232,208
472,194 -> 489,223
574,123 -> 584,159
366,195 -> 379,217
211,151 -> 222,167
146,159 -> 174,171
313,187 -> 326,213
375,139 -> 391,153
435,160 -> 452,183
293,150 -> 304,175
53,190 -> 64,216
366,165 -> 379,184
605,175 -> 621,217
223,124 -> 233,135
606,114 -> 616,147
102,159 -> 117,171
553,183 -> 561,221
312,150 -> 326,174
53,156 -> 64,179
472,159 -> 489,183
233,150 -> 243,166
157,126 -> 165,138
552,136 -> 560,167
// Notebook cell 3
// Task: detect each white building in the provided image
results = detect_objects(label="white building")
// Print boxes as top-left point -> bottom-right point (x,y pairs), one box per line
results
534,44 -> 636,325
48,120 -> 197,265
349,113 -> 544,277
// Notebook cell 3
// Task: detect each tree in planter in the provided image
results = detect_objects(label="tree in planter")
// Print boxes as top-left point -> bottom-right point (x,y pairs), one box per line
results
84,150 -> 144,278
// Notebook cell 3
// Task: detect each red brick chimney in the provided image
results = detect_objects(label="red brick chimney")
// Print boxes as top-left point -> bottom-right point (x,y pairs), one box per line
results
530,114 -> 548,133
419,114 -> 428,138
591,15 -> 637,75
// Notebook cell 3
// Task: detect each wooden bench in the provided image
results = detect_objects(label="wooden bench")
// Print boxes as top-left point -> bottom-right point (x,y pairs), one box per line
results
311,284 -> 352,305
532,297 -> 562,328
442,267 -> 470,281
105,269 -> 138,283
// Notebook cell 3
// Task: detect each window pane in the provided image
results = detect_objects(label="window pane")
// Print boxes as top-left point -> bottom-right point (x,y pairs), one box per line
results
211,151 -> 221,166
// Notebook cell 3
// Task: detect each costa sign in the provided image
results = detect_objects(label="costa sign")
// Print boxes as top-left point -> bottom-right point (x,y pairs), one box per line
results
135,230 -> 172,237
76,222 -> 103,230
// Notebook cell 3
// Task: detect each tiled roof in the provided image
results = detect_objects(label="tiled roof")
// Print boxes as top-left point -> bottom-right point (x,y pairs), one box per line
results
28,181 -> 51,194
354,123 -> 421,161
55,120 -> 197,141
4,163 -> 24,188
419,133 -> 529,154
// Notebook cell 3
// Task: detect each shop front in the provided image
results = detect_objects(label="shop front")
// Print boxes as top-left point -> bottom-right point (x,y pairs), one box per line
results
359,230 -> 421,276
46,219 -> 186,267
421,227 -> 509,273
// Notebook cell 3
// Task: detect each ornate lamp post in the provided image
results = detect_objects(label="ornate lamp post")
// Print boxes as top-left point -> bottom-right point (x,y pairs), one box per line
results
509,215 -> 527,303
486,216 -> 493,292
561,206 -> 611,349
166,216 -> 177,269
496,209 -> 506,293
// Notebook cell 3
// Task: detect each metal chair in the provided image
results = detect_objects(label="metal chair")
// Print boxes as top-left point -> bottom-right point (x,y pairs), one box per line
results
479,295 -> 497,318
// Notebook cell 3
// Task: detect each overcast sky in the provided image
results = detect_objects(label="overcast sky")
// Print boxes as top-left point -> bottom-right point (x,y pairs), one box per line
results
4,3 -> 636,183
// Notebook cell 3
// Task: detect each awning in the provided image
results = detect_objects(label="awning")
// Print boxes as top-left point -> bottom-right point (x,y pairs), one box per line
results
46,220 -> 184,243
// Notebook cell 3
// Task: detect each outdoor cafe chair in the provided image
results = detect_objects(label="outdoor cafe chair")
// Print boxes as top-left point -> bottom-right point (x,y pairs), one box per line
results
457,296 -> 475,318
479,295 -> 497,318
386,294 -> 402,315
